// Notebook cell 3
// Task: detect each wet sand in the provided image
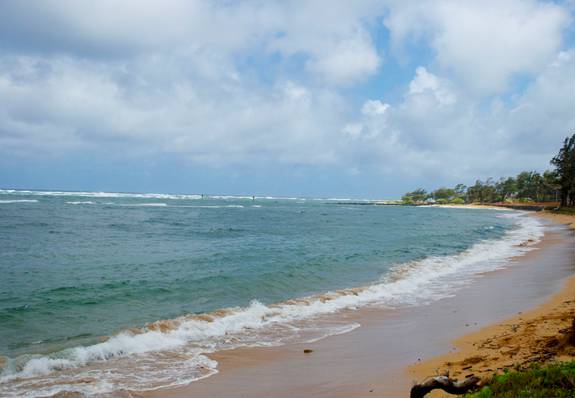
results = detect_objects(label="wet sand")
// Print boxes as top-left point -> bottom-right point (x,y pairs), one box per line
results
138,215 -> 575,398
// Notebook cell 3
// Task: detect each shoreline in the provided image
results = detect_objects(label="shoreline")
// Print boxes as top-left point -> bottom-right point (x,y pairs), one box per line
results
408,211 -> 575,395
138,212 -> 575,398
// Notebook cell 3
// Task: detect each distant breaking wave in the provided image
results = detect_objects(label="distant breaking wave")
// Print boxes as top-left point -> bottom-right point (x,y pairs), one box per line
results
0,189 -> 204,200
64,202 -> 245,208
0,189 -> 373,202
0,199 -> 38,204
0,212 -> 544,398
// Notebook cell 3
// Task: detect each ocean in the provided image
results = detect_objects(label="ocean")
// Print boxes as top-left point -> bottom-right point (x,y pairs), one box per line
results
0,189 -> 544,397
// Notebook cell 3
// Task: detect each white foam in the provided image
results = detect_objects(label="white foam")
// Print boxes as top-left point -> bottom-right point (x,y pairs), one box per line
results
0,199 -> 38,204
173,205 -> 244,208
0,189 -> 309,202
0,189 -> 203,201
315,197 -> 373,202
0,189 -> 382,203
0,212 -> 545,397
64,202 -> 245,209
121,203 -> 168,207
422,204 -> 509,211
208,195 -> 254,200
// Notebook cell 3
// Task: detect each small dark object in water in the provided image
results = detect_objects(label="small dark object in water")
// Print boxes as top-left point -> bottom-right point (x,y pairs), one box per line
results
303,349 -> 313,354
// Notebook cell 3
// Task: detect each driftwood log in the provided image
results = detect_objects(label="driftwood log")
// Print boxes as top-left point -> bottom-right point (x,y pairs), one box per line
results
410,375 -> 481,398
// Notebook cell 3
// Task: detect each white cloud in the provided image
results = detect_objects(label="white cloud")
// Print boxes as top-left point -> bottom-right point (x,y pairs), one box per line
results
342,123 -> 363,140
408,67 -> 456,106
361,100 -> 389,116
341,51 -> 575,182
504,50 -> 575,152
385,0 -> 569,94
304,33 -> 381,85
0,0 -> 382,85
0,0 -> 574,192
268,1 -> 383,85
0,54 -> 349,166
0,0 -> 384,164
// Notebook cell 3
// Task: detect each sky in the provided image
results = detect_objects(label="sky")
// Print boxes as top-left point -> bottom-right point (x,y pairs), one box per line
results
1,0 -> 575,198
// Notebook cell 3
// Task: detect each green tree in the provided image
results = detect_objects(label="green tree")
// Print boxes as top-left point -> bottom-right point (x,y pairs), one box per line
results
551,133 -> 575,207
454,184 -> 467,199
542,170 -> 560,202
516,171 -> 543,201
495,177 -> 517,202
402,188 -> 429,204
481,178 -> 497,203
432,187 -> 456,201
467,180 -> 484,203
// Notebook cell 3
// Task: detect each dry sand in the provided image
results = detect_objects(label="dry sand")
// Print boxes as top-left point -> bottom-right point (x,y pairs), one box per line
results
408,211 -> 575,397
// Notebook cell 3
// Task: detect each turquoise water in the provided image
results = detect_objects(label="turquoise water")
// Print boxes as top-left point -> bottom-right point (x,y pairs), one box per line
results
0,190 -> 544,396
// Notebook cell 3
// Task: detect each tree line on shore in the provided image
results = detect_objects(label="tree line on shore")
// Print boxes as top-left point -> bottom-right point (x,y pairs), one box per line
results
402,133 -> 575,206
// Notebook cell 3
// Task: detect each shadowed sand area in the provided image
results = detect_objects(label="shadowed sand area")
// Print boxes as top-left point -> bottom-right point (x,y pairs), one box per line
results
139,215 -> 575,398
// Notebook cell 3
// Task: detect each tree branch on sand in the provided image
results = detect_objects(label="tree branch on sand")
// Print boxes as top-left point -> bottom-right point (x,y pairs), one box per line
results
410,374 -> 481,398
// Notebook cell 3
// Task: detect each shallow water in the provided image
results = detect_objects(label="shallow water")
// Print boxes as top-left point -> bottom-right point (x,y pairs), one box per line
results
0,189 -> 543,397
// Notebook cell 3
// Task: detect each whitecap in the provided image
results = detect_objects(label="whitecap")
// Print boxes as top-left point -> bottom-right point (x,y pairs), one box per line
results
0,199 -> 38,204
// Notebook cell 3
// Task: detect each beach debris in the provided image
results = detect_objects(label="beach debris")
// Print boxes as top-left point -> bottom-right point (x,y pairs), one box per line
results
303,349 -> 313,354
410,374 -> 481,398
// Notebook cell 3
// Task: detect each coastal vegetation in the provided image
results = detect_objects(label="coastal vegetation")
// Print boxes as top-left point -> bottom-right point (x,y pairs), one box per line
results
465,361 -> 575,398
402,133 -> 575,206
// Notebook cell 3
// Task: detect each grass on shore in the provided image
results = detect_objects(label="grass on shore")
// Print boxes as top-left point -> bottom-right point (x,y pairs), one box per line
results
465,361 -> 575,398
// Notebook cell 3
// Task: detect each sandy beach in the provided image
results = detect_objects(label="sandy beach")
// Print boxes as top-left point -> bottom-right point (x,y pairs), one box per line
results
138,212 -> 575,398
408,211 -> 575,396
4,2 -> 575,396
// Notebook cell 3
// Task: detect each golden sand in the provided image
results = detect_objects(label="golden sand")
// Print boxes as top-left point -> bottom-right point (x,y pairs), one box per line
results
408,211 -> 575,397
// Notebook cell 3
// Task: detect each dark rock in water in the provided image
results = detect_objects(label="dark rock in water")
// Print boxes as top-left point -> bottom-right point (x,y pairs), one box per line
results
303,349 -> 313,354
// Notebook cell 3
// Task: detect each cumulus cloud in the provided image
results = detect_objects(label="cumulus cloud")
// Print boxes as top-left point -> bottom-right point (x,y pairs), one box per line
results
0,54 -> 350,165
0,0 -> 382,83
342,49 -> 575,183
302,32 -> 381,85
503,50 -> 575,152
362,100 -> 389,116
0,0 -> 574,194
385,0 -> 569,94
408,67 -> 456,106
0,0 -> 383,164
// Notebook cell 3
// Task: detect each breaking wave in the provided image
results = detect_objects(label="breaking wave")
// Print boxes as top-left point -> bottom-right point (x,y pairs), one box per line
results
0,212 -> 544,397
0,189 -> 308,202
0,199 -> 38,204
0,189 -> 203,201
